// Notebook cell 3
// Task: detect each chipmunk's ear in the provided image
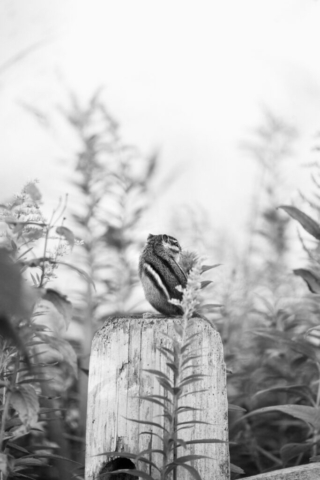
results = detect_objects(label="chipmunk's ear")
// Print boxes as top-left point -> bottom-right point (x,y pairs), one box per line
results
147,234 -> 155,241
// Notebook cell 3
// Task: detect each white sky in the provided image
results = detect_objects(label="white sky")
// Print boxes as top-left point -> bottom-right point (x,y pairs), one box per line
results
1,0 -> 320,249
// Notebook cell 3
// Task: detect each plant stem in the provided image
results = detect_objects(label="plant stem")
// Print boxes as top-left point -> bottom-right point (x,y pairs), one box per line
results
255,445 -> 282,467
171,312 -> 191,480
173,348 -> 179,480
39,224 -> 51,288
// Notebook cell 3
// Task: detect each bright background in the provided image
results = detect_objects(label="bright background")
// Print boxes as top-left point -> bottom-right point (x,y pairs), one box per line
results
1,0 -> 320,248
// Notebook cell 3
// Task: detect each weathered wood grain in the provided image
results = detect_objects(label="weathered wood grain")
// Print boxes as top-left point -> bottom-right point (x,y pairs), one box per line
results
243,463 -> 320,480
85,316 -> 229,479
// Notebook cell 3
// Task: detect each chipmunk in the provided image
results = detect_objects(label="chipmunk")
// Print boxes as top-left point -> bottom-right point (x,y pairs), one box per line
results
139,234 -> 187,316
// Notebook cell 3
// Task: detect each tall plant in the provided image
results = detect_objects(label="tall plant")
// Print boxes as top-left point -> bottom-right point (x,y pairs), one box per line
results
232,203 -> 320,467
61,91 -> 159,438
224,112 -> 304,476
242,110 -> 297,283
0,182 -> 84,480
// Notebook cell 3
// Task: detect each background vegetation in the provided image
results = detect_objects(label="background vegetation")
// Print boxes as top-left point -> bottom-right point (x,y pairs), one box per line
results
1,92 -> 320,479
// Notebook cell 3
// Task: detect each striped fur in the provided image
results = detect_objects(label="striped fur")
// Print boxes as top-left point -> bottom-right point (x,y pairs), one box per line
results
143,262 -> 170,300
139,234 -> 187,316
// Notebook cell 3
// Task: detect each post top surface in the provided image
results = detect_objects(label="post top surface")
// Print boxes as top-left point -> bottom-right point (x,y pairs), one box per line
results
94,314 -> 218,339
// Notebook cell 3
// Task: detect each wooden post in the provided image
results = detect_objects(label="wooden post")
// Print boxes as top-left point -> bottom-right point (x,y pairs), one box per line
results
85,316 -> 230,479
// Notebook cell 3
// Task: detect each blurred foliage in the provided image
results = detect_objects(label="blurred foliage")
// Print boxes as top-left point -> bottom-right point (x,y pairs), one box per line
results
2,96 -> 320,480
59,92 -> 160,455
62,90 -> 159,322
224,113 -> 320,478
0,182 -> 82,479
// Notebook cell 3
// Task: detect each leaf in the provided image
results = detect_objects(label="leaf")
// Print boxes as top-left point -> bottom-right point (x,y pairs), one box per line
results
166,362 -> 179,374
10,385 -> 39,428
280,443 -> 313,465
158,378 -> 174,393
158,346 -> 174,358
138,396 -> 166,409
42,288 -> 72,328
200,280 -> 212,290
178,420 -> 211,427
279,205 -> 320,240
181,373 -> 207,382
293,269 -> 320,294
174,454 -> 212,463
185,438 -> 227,445
158,412 -> 173,422
14,458 -> 45,467
179,375 -> 206,388
230,463 -> 245,474
17,378 -> 50,385
228,404 -> 246,412
176,406 -> 201,414
6,442 -> 30,454
143,369 -> 171,382
125,418 -> 167,431
180,388 -> 208,399
254,384 -> 313,403
143,394 -> 172,404
15,453 -> 81,467
56,226 -> 75,249
181,355 -> 202,368
136,448 -> 164,459
240,405 -> 320,429
30,273 -> 38,287
201,264 -> 221,274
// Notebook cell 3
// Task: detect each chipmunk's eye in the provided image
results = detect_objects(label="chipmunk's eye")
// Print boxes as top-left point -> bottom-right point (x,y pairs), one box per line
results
162,234 -> 168,243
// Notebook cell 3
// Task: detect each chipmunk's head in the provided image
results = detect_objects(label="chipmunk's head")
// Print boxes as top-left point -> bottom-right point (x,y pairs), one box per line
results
147,234 -> 182,261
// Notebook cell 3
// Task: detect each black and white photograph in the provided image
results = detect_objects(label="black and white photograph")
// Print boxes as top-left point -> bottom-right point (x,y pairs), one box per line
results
1,2 -> 320,479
